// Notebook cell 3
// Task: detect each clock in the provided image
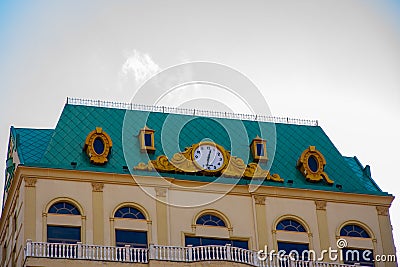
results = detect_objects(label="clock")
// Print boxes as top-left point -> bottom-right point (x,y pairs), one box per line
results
193,143 -> 225,172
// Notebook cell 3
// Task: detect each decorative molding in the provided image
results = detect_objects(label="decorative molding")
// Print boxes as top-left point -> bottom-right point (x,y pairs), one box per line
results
250,136 -> 268,162
84,127 -> 112,165
376,206 -> 389,216
254,195 -> 266,205
244,163 -> 284,182
155,187 -> 167,198
91,182 -> 104,192
139,126 -> 156,153
24,177 -> 37,187
271,230 -> 277,234
134,142 -> 284,182
297,146 -> 334,184
315,200 -> 327,210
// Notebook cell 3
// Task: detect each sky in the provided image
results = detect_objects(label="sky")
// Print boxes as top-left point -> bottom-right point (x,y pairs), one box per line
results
0,0 -> 399,256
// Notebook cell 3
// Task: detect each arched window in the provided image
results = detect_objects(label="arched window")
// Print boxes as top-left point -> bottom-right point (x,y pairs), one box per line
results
340,224 -> 370,238
276,219 -> 306,232
49,202 -> 80,215
114,207 -> 145,219
275,218 -> 309,260
340,224 -> 374,266
113,205 -> 148,248
196,214 -> 226,227
186,211 -> 248,249
47,201 -> 81,244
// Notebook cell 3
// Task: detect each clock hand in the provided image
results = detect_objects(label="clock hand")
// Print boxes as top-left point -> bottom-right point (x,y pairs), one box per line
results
206,150 -> 211,166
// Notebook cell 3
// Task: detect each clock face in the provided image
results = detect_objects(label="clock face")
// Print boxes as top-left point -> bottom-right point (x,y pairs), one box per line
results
193,144 -> 225,171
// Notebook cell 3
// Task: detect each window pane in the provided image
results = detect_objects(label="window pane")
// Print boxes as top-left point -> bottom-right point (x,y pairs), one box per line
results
144,134 -> 152,147
276,219 -> 306,232
93,137 -> 105,155
232,240 -> 249,249
278,242 -> 309,260
47,226 -> 81,244
308,156 -> 319,172
201,237 -> 229,246
114,207 -> 146,219
340,225 -> 370,238
256,143 -> 264,156
196,214 -> 226,227
115,230 -> 147,248
185,236 -> 201,247
185,236 -> 248,249
48,202 -> 80,215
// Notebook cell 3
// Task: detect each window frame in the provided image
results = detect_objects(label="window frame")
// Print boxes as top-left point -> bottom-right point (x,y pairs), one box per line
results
196,214 -> 227,227
115,229 -> 148,248
47,225 -> 81,244
111,203 -> 151,247
44,198 -> 85,244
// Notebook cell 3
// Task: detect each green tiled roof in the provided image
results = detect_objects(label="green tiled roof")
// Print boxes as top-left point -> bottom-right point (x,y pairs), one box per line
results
12,127 -> 54,164
10,104 -> 389,196
343,156 -> 382,193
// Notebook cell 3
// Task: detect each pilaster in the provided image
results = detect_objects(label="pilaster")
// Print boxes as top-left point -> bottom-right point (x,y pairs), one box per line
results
376,206 -> 396,267
253,195 -> 267,250
24,177 -> 37,242
315,200 -> 330,261
92,182 -> 104,245
155,187 -> 168,245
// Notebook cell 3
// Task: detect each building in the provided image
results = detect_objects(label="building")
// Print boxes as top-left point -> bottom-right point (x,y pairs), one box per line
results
0,98 -> 396,267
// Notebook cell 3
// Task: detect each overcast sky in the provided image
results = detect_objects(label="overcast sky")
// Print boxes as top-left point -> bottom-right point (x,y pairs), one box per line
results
0,0 -> 399,253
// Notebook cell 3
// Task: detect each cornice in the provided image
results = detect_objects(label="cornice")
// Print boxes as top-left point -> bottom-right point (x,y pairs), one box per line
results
14,166 -> 394,208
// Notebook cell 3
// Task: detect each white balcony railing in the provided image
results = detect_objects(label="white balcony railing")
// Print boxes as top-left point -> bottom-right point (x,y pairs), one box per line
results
25,240 -> 359,267
25,240 -> 147,263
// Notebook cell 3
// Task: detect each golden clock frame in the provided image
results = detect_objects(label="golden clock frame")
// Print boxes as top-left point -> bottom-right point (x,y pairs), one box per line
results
84,127 -> 112,165
191,141 -> 229,174
297,146 -> 334,184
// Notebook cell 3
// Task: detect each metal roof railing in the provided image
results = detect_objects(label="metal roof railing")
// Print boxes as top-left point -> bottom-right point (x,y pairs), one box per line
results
66,97 -> 318,126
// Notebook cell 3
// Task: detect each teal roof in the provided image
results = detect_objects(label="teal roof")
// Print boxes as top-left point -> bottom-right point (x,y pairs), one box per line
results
343,156 -> 382,193
12,127 -> 54,164
10,103 -> 390,196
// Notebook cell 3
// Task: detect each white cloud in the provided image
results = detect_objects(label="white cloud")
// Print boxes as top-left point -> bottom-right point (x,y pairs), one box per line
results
121,50 -> 161,85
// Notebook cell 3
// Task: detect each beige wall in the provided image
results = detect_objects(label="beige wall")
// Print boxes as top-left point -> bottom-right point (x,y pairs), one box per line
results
168,192 -> 256,248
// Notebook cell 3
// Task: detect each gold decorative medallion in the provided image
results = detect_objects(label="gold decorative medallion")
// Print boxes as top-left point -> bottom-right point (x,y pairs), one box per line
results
297,146 -> 333,184
84,127 -> 112,165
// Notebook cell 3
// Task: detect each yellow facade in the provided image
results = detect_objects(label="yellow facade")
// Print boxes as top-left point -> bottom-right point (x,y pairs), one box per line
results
0,165 -> 396,266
